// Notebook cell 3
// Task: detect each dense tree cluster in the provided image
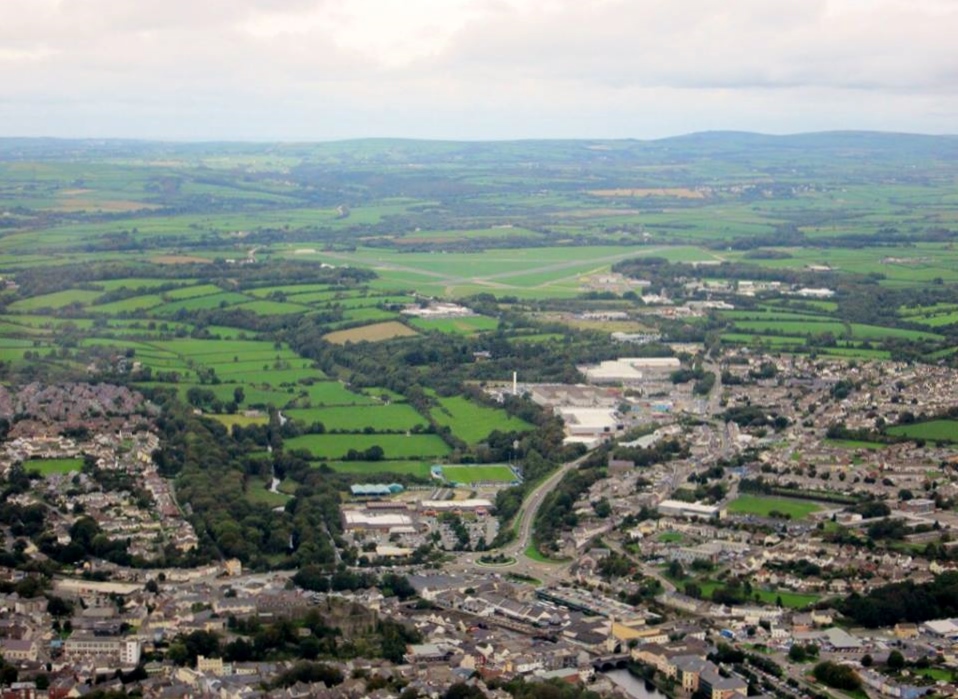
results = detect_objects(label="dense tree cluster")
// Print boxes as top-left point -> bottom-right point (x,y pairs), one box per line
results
841,571 -> 958,628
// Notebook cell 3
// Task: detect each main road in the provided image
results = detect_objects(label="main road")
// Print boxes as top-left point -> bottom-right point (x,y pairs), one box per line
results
499,451 -> 593,581
444,451 -> 592,581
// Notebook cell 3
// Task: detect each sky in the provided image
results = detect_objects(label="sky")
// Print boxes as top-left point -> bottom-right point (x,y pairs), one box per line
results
1,0 -> 956,141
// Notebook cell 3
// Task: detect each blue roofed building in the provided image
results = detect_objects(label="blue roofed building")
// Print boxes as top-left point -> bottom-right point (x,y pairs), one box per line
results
350,483 -> 404,498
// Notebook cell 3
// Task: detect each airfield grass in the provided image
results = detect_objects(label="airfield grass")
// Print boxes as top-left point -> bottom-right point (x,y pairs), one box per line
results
24,458 -> 84,476
430,395 -> 533,444
887,420 -> 958,443
727,495 -> 822,520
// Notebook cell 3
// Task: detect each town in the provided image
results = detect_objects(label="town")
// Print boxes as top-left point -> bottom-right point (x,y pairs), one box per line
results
1,343 -> 958,699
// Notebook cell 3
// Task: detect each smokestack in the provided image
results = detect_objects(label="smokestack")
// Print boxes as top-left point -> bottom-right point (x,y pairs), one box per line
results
513,371 -> 517,396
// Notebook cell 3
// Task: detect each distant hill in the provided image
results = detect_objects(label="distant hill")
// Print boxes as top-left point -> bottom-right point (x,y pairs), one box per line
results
1,131 -> 956,166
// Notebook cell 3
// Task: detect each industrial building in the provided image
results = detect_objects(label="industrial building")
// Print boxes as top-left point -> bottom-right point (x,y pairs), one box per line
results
578,357 -> 680,384
342,510 -> 415,531
418,498 -> 493,514
556,407 -> 623,447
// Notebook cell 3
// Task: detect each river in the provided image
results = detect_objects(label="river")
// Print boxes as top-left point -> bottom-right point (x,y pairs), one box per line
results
603,669 -> 669,699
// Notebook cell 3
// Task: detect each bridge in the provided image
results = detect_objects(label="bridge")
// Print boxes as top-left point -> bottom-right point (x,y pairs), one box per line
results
591,654 -> 631,671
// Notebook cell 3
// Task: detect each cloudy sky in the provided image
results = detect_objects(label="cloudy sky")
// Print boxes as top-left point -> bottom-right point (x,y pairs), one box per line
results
1,0 -> 956,141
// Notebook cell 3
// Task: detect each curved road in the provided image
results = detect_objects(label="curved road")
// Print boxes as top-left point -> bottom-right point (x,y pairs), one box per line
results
487,452 -> 593,581
506,452 -> 590,557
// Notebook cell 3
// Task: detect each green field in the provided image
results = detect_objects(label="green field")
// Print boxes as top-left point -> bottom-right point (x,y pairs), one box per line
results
727,495 -> 822,520
299,381 -> 378,406
285,404 -> 427,432
284,433 -> 452,459
430,395 -> 533,444
408,315 -> 500,334
23,458 -> 85,476
441,464 -> 517,483
325,460 -> 434,478
915,668 -> 956,682
752,589 -> 822,609
887,419 -> 958,443
244,477 -> 290,506
8,289 -> 102,311
209,413 -> 269,427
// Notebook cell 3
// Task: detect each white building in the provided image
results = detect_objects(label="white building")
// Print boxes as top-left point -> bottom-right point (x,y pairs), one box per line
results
557,408 -> 623,446
578,357 -> 680,384
657,500 -> 725,520
342,511 -> 415,531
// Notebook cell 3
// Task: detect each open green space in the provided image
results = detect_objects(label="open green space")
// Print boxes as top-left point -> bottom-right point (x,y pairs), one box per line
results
753,589 -> 822,609
430,395 -> 533,444
23,458 -> 85,476
657,531 -> 685,543
408,315 -> 500,334
524,542 -> 564,563
298,381 -> 378,406
209,413 -> 269,428
324,460 -> 434,478
244,477 -> 290,506
887,419 -> 958,443
441,464 -> 517,483
915,668 -> 956,682
825,439 -> 887,450
8,289 -> 102,311
284,433 -> 452,459
727,495 -> 823,520
285,403 -> 428,432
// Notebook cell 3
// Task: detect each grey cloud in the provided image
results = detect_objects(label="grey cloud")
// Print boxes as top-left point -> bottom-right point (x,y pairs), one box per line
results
433,0 -> 958,92
0,0 -> 955,139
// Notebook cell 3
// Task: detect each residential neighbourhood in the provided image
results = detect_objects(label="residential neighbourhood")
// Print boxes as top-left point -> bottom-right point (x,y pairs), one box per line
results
0,348 -> 957,699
